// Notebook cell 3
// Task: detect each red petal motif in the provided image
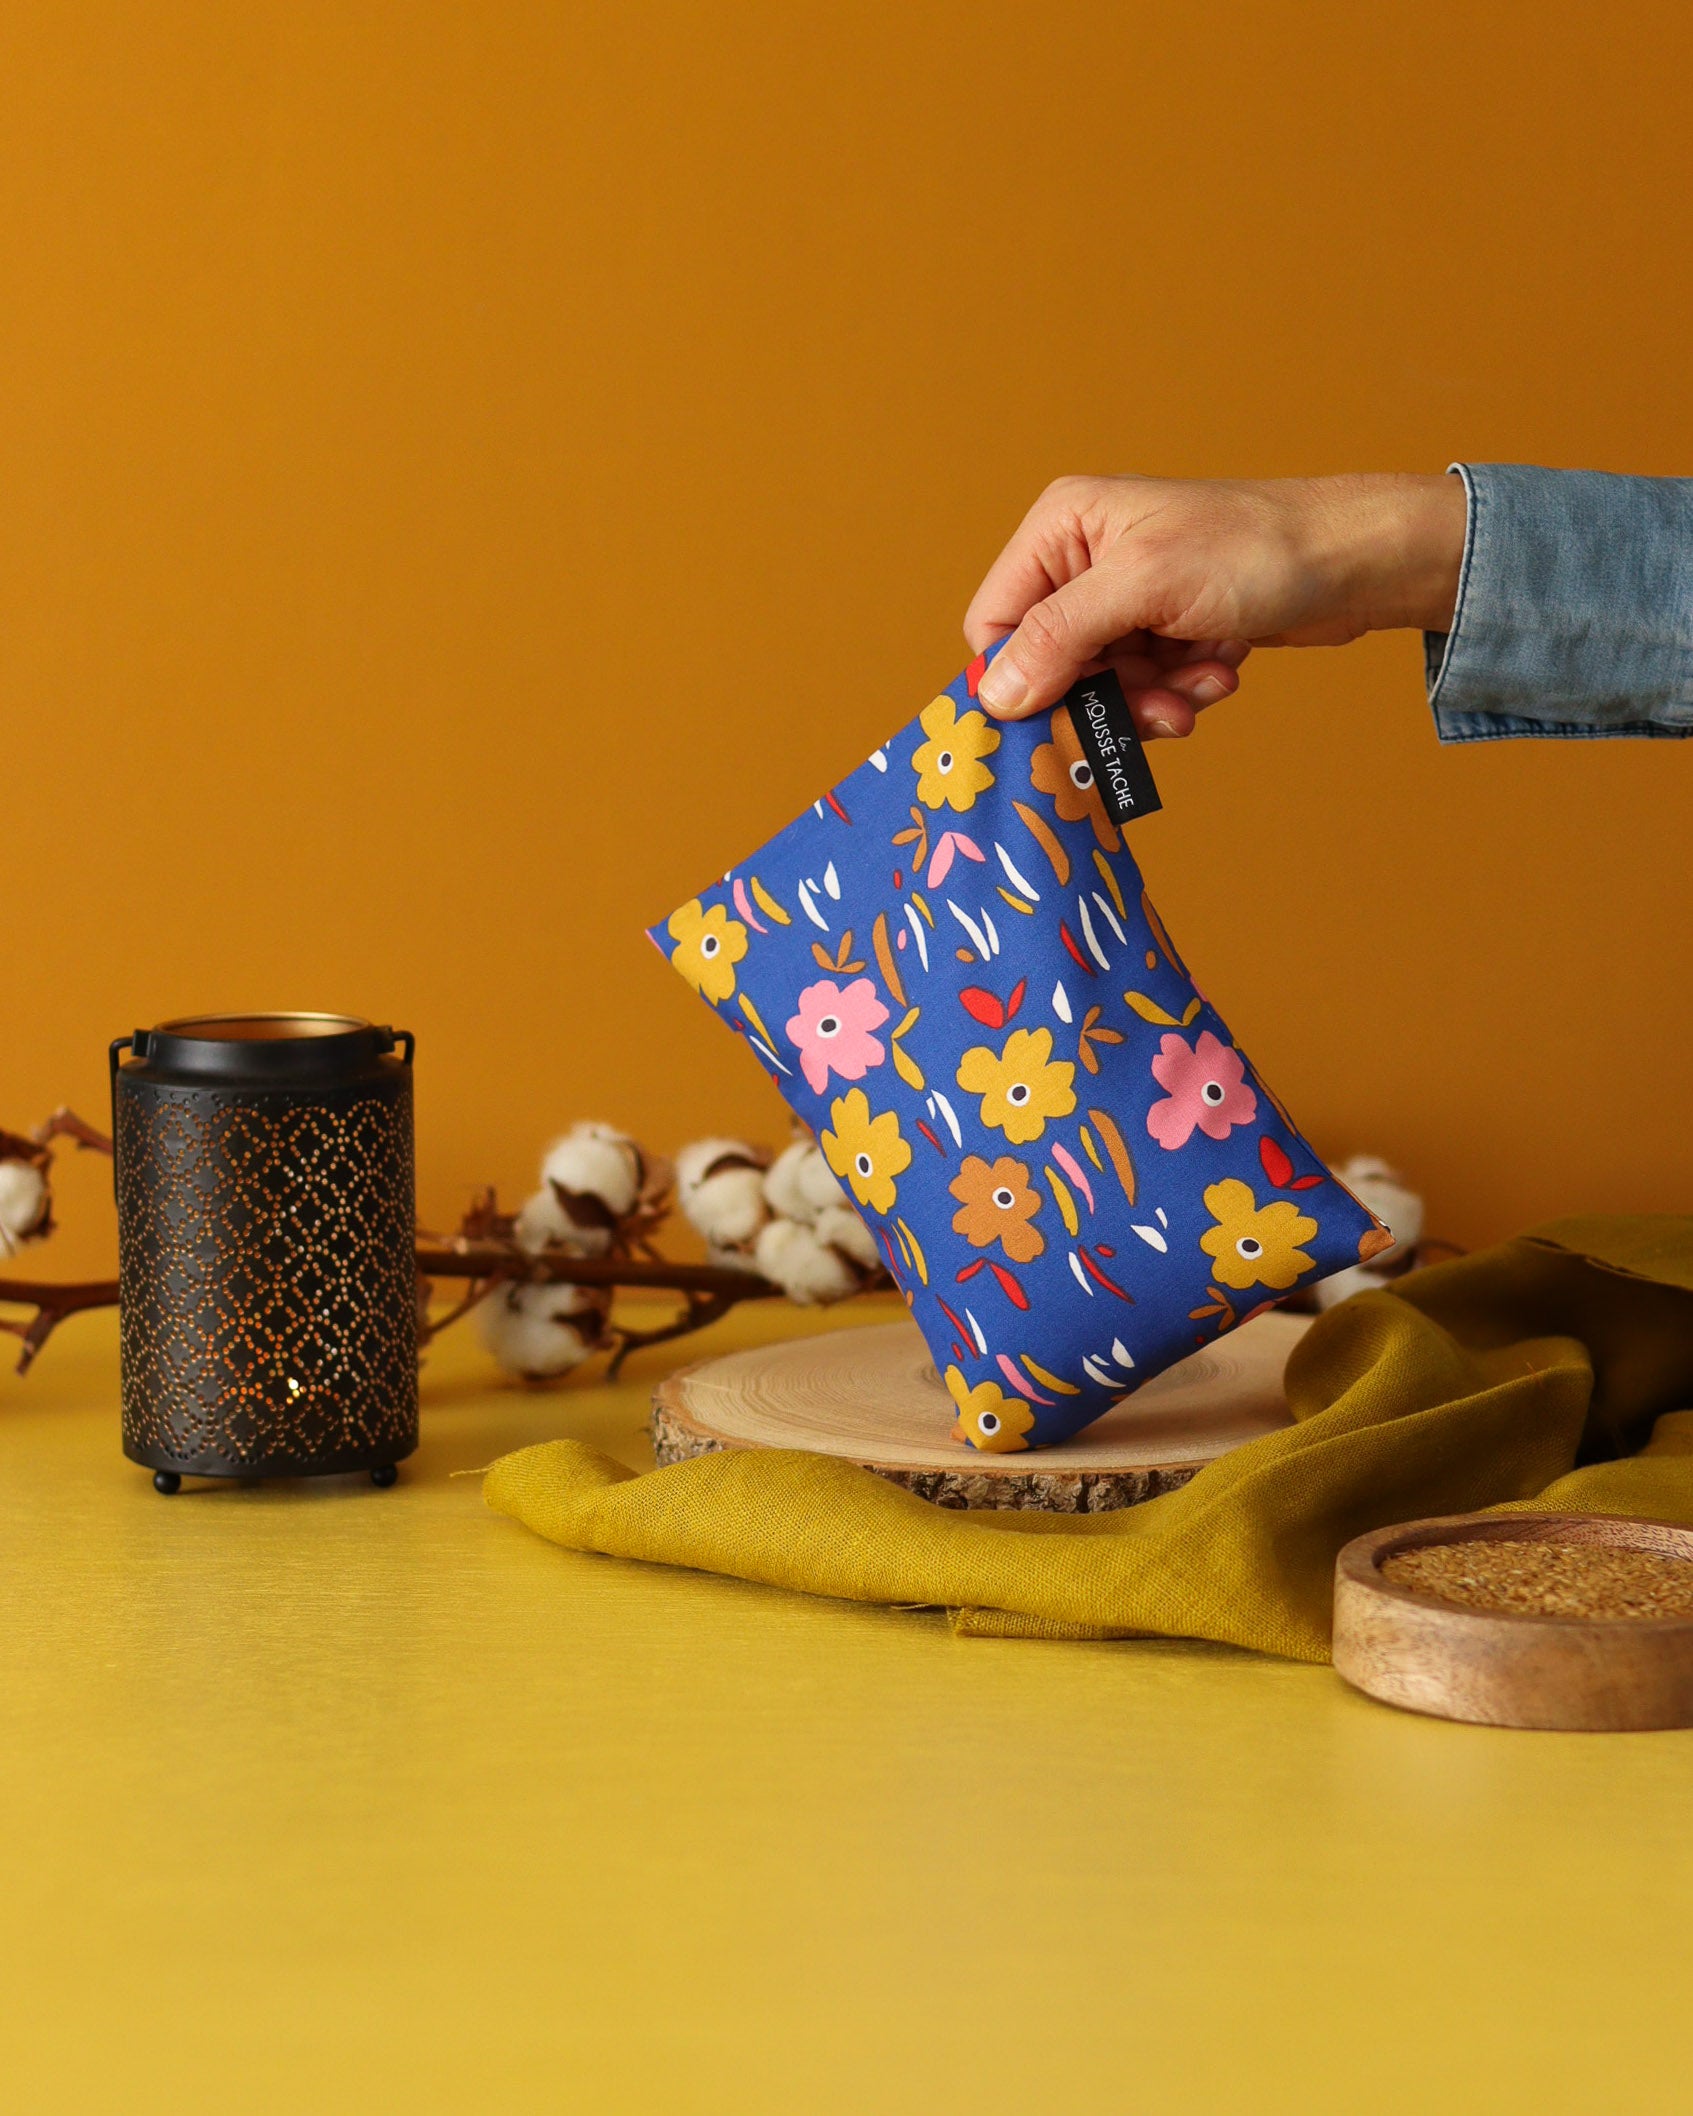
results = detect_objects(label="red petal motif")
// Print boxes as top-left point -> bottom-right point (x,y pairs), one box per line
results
1059,922 -> 1095,975
987,1263 -> 1030,1310
1259,1136 -> 1294,1187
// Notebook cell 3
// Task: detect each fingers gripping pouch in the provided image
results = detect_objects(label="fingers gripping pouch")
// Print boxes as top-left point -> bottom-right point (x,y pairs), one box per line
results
648,649 -> 1389,1452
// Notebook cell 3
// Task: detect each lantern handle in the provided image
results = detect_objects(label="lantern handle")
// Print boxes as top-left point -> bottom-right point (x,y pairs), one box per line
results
108,1034 -> 143,1187
392,1029 -> 416,1067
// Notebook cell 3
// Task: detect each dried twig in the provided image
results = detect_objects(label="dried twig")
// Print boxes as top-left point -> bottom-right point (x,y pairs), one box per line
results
0,1115 -> 840,1382
412,1241 -> 777,1299
605,1293 -> 745,1378
417,1275 -> 495,1346
0,1241 -> 786,1381
0,1275 -> 122,1375
34,1108 -> 114,1157
415,1231 -> 786,1377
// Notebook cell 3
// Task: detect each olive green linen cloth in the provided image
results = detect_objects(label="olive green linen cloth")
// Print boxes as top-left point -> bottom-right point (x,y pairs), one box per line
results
483,1217 -> 1693,1661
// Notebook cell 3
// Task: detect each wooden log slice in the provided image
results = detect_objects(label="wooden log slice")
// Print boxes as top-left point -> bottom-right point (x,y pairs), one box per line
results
1334,1511 -> 1693,1731
650,1312 -> 1307,1513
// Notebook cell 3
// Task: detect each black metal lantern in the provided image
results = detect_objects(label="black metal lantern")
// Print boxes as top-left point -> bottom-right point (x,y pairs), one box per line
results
111,1014 -> 419,1493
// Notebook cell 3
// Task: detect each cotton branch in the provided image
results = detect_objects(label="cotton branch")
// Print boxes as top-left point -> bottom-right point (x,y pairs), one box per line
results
414,1228 -> 785,1379
0,1275 -> 122,1375
0,1110 -> 879,1384
0,1108 -> 121,1369
33,1108 -> 114,1157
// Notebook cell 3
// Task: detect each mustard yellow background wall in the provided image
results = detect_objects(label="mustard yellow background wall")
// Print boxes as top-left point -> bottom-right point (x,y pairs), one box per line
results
6,2 -> 1691,1276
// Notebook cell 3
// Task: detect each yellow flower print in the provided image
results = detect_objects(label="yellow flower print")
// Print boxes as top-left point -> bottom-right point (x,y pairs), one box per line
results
667,898 -> 748,1004
910,695 -> 999,814
1199,1178 -> 1318,1291
955,1026 -> 1076,1145
944,1365 -> 1036,1452
821,1088 -> 912,1214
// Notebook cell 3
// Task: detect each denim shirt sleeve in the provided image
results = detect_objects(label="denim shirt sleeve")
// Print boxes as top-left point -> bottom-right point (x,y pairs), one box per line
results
1424,463 -> 1693,741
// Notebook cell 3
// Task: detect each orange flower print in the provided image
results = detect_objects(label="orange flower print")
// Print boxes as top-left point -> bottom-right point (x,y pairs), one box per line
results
1030,707 -> 1120,851
943,1366 -> 1036,1452
948,1155 -> 1045,1262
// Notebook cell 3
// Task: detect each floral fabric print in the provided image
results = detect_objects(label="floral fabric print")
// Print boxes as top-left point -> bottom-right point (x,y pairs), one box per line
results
787,976 -> 889,1094
650,643 -> 1384,1450
1146,1030 -> 1258,1150
956,1027 -> 1076,1145
944,1366 -> 1036,1452
821,1089 -> 911,1215
950,1155 -> 1045,1262
1199,1178 -> 1318,1291
910,696 -> 1000,813
1029,707 -> 1120,851
667,899 -> 747,1003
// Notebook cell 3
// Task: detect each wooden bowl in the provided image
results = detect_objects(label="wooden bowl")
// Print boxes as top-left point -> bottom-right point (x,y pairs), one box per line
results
1333,1512 -> 1693,1731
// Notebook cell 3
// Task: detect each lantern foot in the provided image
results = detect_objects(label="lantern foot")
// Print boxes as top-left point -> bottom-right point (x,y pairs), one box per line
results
153,1471 -> 182,1495
370,1463 -> 399,1488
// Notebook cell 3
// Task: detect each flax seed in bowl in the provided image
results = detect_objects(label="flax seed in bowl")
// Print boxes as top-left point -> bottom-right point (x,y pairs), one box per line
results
1380,1537 -> 1693,1623
1332,1512 -> 1693,1731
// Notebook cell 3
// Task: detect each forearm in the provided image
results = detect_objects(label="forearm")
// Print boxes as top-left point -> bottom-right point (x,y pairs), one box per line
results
1309,472 -> 1468,636
1425,465 -> 1693,741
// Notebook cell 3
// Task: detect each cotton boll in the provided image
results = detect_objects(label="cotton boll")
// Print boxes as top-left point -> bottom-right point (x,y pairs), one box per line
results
539,1122 -> 643,1224
512,1186 -> 615,1259
512,1187 -> 583,1256
1314,1156 -> 1427,1310
754,1217 -> 860,1306
478,1281 -> 609,1380
795,1147 -> 848,1219
674,1137 -> 752,1198
1334,1155 -> 1423,1267
675,1138 -> 771,1252
761,1141 -> 816,1224
1313,1264 -> 1379,1312
688,1166 -> 768,1251
706,1243 -> 769,1275
813,1202 -> 880,1273
763,1140 -> 846,1226
0,1159 -> 49,1258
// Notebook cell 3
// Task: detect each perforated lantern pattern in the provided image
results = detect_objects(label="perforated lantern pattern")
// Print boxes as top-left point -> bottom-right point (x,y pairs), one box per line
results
114,1019 -> 419,1480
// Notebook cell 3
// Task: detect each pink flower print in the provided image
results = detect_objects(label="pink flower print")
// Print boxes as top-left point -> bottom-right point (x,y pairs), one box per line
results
1145,1030 -> 1258,1150
786,977 -> 890,1095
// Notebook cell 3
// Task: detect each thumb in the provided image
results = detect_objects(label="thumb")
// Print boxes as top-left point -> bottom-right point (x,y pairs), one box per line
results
974,570 -> 1142,719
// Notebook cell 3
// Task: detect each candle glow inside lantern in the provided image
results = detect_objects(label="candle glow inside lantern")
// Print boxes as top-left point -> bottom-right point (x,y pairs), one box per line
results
111,1014 -> 419,1493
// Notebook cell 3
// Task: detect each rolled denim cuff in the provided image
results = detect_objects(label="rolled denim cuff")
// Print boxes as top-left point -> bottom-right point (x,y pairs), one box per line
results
1423,463 -> 1693,741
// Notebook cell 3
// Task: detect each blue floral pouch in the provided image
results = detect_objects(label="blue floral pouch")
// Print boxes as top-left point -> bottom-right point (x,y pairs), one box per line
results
650,650 -> 1388,1451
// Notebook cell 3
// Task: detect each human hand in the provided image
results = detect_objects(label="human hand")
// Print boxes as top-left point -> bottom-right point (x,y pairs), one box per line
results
965,472 -> 1467,734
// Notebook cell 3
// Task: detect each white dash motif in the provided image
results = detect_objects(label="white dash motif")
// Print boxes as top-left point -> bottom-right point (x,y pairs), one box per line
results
994,843 -> 1040,901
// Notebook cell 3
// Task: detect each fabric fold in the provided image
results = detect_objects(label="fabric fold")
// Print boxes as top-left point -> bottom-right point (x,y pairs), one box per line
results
484,1217 -> 1693,1663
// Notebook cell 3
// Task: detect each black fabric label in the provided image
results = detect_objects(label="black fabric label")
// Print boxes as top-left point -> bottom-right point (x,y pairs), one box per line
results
1062,669 -> 1162,825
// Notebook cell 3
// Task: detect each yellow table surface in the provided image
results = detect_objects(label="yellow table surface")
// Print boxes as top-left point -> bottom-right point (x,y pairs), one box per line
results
3,1295 -> 1691,2115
